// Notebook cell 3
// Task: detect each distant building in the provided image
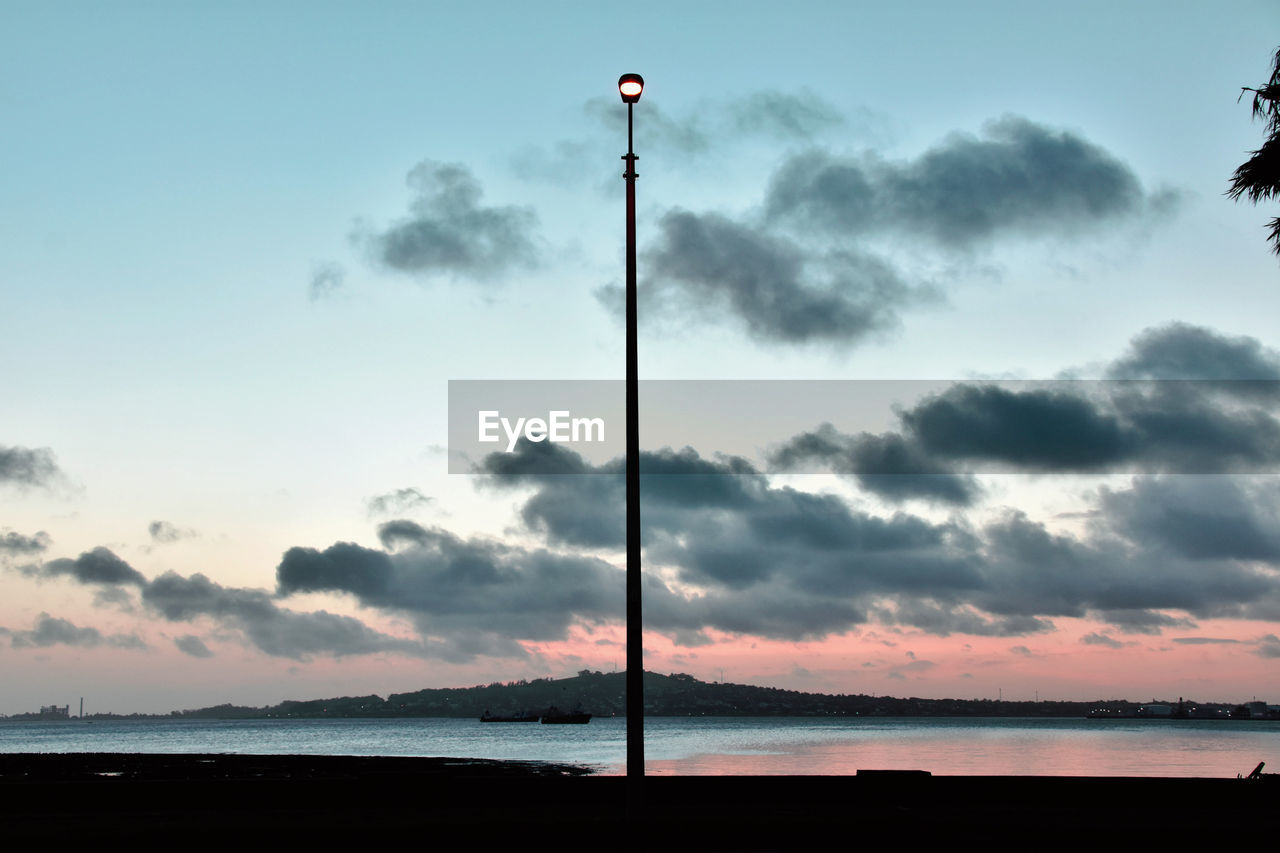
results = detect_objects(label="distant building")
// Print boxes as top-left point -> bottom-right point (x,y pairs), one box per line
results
1138,703 -> 1172,717
39,705 -> 70,719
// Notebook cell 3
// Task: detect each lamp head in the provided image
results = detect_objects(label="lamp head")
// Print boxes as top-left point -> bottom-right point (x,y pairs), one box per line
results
618,73 -> 644,104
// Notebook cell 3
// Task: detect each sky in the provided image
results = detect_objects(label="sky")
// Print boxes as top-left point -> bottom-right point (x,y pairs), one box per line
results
3,0 -> 1280,715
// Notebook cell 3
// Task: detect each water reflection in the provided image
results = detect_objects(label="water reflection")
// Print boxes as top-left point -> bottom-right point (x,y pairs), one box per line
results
640,718 -> 1280,777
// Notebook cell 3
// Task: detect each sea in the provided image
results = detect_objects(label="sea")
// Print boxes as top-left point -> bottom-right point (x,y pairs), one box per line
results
2,716 -> 1278,777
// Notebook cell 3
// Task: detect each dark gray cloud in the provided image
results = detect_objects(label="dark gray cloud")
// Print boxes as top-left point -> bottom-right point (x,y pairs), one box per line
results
591,112 -> 1168,347
1080,632 -> 1128,648
1107,322 -> 1280,382
309,262 -> 346,301
770,327 -> 1280,477
901,384 -> 1135,471
871,599 -> 1053,637
276,522 -> 624,657
767,423 -> 981,505
141,570 -> 428,661
1255,635 -> 1280,658
1171,636 -> 1240,645
365,487 -> 433,517
0,530 -> 51,556
149,520 -> 197,545
479,442 -> 979,637
0,445 -> 63,488
765,115 -> 1168,248
360,160 -> 539,280
1099,476 -> 1280,562
626,115 -> 1166,346
1091,608 -> 1197,635
639,209 -> 925,345
40,547 -> 148,586
26,546 -> 448,661
478,438 -> 1280,643
975,510 -> 1278,621
174,635 -> 213,658
3,613 -> 145,650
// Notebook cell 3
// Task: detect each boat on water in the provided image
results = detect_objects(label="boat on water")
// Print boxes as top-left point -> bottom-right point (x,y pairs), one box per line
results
540,705 -> 591,724
479,710 -> 539,723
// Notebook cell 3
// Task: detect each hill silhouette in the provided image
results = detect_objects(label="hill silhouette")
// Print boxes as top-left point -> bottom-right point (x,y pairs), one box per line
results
135,670 -> 1244,720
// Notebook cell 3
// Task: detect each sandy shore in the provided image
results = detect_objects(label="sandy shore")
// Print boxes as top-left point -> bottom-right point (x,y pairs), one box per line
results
2,753 -> 1276,848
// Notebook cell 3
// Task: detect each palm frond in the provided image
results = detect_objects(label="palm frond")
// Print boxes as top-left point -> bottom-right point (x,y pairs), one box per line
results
1228,136 -> 1280,202
1230,47 -> 1280,257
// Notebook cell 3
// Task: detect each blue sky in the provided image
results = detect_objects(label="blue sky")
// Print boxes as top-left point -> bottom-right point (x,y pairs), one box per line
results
3,1 -> 1280,715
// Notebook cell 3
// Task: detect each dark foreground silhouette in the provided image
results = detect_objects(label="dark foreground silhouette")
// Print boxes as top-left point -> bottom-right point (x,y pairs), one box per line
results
2,753 -> 1277,848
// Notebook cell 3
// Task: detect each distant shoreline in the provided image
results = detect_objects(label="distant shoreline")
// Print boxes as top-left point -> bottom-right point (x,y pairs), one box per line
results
7,670 -> 1275,721
5,711 -> 1280,722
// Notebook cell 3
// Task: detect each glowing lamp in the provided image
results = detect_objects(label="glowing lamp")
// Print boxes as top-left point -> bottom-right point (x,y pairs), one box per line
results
618,73 -> 644,103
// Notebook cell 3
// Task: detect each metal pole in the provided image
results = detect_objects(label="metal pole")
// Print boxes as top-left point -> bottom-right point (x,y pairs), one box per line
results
623,99 -> 643,794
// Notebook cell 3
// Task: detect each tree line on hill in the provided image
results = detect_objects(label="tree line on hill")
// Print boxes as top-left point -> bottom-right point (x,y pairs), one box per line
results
137,671 -> 1251,721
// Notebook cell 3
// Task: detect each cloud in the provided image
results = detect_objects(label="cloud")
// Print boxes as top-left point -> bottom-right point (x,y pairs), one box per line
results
533,90 -> 871,190
1255,634 -> 1280,658
585,97 -> 710,155
1098,476 -> 1280,562
0,445 -> 64,489
638,209 -> 927,345
767,424 -> 981,505
478,439 -> 1280,643
900,384 -> 1134,471
1171,636 -> 1241,645
0,530 -> 51,556
901,380 -> 1280,474
174,635 -> 214,658
978,508 -> 1280,624
148,521 -> 197,545
1080,632 -> 1128,648
276,523 -> 625,658
765,115 -> 1171,248
769,325 -> 1280,477
479,442 -> 977,638
309,261 -> 346,301
872,599 -> 1053,637
1107,322 -> 1280,382
584,90 -> 848,157
141,570 -> 429,661
1092,609 -> 1197,635
3,613 -> 145,650
365,487 -> 433,517
727,90 -> 848,141
358,160 -> 539,281
23,546 -> 453,662
624,116 -> 1169,347
39,547 -> 148,586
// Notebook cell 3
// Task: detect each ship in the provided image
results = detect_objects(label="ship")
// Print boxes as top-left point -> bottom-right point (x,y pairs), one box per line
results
479,709 -> 539,722
540,705 -> 591,724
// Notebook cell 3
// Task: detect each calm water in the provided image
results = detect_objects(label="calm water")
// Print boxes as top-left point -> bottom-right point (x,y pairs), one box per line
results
2,716 -> 1277,777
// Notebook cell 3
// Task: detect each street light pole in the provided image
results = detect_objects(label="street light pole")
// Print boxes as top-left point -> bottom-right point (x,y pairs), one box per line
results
618,72 -> 644,794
